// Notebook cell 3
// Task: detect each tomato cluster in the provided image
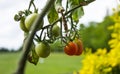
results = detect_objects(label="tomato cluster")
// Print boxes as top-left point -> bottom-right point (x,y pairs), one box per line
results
19,12 -> 60,38
14,0 -> 85,66
64,39 -> 83,56
17,13 -> 61,60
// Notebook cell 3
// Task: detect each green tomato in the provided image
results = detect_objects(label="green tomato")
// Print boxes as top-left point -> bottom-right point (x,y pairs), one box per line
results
25,13 -> 43,31
35,42 -> 50,58
52,25 -> 60,37
20,17 -> 29,32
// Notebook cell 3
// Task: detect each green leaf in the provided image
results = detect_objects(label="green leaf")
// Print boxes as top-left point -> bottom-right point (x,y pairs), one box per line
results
27,44 -> 39,65
68,0 -> 84,23
68,0 -> 95,23
68,0 -> 95,9
47,5 -> 59,24
68,0 -> 83,9
72,7 -> 84,23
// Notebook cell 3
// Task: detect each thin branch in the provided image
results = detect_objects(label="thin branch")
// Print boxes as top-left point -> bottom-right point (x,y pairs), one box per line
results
28,0 -> 34,11
50,0 -> 95,26
38,0 -> 95,42
14,0 -> 55,74
65,0 -> 95,15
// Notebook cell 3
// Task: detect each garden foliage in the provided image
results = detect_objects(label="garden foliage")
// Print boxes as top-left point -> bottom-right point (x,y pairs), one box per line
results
74,6 -> 120,74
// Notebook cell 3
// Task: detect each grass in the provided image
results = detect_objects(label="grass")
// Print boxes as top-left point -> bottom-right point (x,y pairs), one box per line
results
0,52 -> 20,74
0,52 -> 83,74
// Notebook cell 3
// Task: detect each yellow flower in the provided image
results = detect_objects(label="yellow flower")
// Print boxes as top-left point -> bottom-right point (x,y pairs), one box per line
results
103,67 -> 112,72
116,42 -> 120,48
76,6 -> 120,74
95,48 -> 107,55
114,23 -> 120,29
108,39 -> 119,48
108,39 -> 117,45
80,66 -> 94,74
107,25 -> 114,30
110,58 -> 117,67
111,33 -> 118,38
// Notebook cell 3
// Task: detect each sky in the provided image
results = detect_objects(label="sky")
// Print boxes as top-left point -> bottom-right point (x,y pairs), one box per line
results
0,0 -> 119,50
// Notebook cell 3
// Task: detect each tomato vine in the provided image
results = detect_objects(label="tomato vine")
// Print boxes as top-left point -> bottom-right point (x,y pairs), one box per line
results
14,0 -> 95,74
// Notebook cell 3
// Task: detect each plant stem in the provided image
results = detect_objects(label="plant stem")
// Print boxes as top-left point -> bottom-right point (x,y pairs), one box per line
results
39,0 -> 95,43
14,0 -> 55,74
28,0 -> 34,11
65,0 -> 95,15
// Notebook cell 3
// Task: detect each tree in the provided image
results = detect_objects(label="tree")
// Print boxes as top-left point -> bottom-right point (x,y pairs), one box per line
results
79,15 -> 114,52
0,47 -> 9,52
13,0 -> 95,74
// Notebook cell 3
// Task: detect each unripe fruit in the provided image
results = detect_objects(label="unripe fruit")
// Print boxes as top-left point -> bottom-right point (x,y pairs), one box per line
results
25,13 -> 43,31
20,17 -> 28,32
52,25 -> 60,37
35,42 -> 50,58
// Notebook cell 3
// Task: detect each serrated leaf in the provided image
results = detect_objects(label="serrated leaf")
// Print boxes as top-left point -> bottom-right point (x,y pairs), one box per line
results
72,7 -> 84,23
47,5 -> 59,24
27,43 -> 39,65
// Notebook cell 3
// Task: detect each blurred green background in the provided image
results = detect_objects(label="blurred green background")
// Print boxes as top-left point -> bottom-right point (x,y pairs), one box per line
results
0,52 -> 83,74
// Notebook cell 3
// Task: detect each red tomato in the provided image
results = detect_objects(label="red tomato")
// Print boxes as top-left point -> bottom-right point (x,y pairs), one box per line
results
64,42 -> 78,56
74,39 -> 83,55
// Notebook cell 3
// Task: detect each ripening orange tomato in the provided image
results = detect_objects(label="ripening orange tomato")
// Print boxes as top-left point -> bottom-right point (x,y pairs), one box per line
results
74,39 -> 83,55
64,42 -> 78,56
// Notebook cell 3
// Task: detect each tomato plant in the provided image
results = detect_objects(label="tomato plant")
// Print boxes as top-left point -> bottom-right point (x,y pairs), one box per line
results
13,1 -> 95,73
35,42 -> 50,58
